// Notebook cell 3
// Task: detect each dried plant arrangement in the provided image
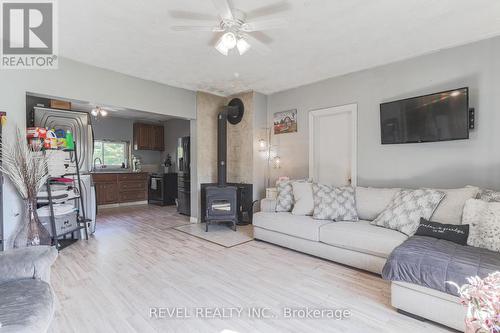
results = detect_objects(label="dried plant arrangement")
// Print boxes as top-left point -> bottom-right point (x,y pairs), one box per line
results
0,128 -> 51,246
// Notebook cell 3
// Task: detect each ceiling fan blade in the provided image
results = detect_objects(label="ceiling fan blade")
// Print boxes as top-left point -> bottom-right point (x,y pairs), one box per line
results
241,18 -> 288,32
168,10 -> 217,22
243,33 -> 271,55
246,1 -> 291,19
171,25 -> 223,32
250,31 -> 273,44
211,0 -> 234,20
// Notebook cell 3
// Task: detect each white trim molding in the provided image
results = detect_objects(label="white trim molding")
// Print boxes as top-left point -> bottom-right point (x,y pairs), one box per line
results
98,201 -> 148,209
308,103 -> 358,186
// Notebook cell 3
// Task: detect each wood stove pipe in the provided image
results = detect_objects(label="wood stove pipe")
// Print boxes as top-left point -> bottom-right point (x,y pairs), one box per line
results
217,110 -> 228,186
217,98 -> 244,187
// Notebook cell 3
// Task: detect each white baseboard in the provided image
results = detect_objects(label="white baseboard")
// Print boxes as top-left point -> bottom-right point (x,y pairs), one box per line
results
98,201 -> 148,209
190,217 -> 198,223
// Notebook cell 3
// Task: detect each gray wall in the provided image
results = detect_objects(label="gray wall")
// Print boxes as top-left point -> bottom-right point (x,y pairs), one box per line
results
268,36 -> 500,190
163,118 -> 190,171
0,57 -> 196,248
92,116 -> 163,165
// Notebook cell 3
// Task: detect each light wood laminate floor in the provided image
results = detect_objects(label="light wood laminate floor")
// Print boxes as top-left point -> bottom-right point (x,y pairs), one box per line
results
49,205 -> 453,333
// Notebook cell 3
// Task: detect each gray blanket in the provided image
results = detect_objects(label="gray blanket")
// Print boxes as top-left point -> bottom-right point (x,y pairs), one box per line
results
382,236 -> 500,296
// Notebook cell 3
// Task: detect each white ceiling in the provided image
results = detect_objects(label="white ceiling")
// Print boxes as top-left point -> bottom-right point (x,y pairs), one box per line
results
59,0 -> 500,96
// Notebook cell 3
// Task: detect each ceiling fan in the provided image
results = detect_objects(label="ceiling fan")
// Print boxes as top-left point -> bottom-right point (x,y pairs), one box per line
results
170,0 -> 290,56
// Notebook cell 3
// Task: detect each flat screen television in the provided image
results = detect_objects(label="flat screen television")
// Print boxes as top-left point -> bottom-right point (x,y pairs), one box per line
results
380,87 -> 469,144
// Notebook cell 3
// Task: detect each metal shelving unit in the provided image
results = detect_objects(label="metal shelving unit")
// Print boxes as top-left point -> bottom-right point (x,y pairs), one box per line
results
40,142 -> 90,250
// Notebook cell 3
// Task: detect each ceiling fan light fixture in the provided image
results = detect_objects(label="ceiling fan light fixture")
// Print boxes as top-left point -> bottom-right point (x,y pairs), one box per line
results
215,36 -> 229,55
91,106 -> 109,118
221,32 -> 237,49
236,37 -> 250,55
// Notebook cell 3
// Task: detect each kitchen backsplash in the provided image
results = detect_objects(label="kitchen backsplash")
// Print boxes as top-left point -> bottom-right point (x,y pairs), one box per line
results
141,164 -> 161,174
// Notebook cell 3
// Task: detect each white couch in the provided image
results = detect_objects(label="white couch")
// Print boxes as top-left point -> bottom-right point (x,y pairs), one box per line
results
253,186 -> 480,332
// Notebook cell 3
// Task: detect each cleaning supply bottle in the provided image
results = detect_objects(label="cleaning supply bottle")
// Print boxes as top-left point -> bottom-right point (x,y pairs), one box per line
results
54,128 -> 66,149
65,130 -> 74,150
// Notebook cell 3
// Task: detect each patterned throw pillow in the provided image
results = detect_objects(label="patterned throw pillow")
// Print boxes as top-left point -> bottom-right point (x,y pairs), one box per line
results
275,180 -> 295,212
477,188 -> 500,202
371,189 -> 445,236
462,199 -> 500,252
312,184 -> 358,221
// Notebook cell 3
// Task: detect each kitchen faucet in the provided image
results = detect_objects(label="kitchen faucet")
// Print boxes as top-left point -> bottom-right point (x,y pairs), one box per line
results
93,157 -> 103,170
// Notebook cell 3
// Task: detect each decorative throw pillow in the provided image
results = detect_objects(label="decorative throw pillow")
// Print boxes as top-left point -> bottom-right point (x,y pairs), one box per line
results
275,180 -> 294,212
312,184 -> 358,221
462,199 -> 500,252
371,189 -> 445,236
477,188 -> 500,202
291,182 -> 314,216
275,179 -> 308,212
415,218 -> 469,245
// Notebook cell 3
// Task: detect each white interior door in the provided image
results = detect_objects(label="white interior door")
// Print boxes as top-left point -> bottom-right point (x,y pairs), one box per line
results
309,104 -> 357,186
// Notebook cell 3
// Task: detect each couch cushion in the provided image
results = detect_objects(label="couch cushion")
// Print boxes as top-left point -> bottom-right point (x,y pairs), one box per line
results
319,220 -> 408,258
0,246 -> 58,285
253,212 -> 332,241
0,279 -> 54,332
355,187 -> 400,220
430,187 -> 480,225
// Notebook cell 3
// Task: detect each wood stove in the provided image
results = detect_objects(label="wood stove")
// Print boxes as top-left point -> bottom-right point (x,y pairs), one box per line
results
201,183 -> 253,225
204,186 -> 237,231
203,98 -> 248,232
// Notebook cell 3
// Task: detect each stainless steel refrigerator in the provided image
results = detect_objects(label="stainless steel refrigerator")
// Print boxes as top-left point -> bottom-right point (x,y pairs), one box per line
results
177,136 -> 190,215
34,107 -> 97,234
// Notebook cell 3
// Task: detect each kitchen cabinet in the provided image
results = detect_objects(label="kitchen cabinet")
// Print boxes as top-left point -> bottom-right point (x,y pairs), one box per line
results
93,174 -> 117,205
95,182 -> 119,205
117,173 -> 148,203
93,172 -> 148,205
133,123 -> 164,151
152,125 -> 164,151
133,123 -> 151,150
49,99 -> 71,110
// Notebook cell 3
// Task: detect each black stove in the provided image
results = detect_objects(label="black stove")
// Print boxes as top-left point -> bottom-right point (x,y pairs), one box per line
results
148,173 -> 177,206
202,98 -> 252,232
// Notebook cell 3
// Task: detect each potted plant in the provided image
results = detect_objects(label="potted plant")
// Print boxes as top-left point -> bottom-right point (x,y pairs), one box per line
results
449,272 -> 500,333
1,129 -> 51,246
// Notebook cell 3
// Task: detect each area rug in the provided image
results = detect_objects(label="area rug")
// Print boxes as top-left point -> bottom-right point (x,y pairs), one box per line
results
173,223 -> 254,248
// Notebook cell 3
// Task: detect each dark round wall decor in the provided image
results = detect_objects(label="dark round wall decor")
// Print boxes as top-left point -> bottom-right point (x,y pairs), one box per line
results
227,98 -> 244,125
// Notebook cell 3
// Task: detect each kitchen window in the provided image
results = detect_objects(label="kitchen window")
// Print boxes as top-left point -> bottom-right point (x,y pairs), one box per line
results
93,140 -> 129,169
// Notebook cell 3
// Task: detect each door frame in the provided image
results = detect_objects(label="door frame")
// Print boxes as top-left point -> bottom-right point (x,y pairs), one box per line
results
308,103 -> 358,186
